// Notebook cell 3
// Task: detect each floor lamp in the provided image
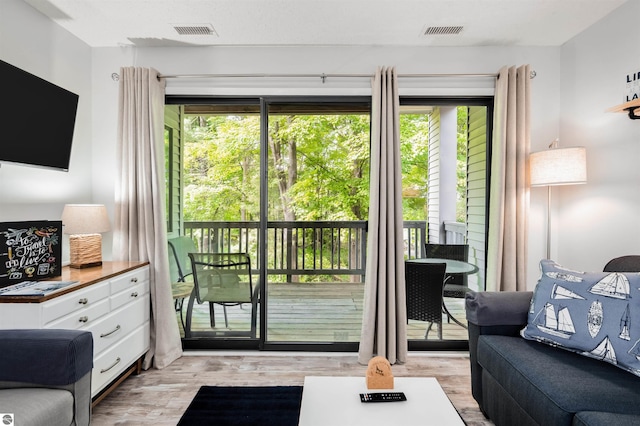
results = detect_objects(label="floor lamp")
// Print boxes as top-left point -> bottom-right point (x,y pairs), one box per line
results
529,141 -> 587,259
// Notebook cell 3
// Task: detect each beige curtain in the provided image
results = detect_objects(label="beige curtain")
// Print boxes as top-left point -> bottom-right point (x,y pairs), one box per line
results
114,67 -> 183,369
358,67 -> 407,365
486,65 -> 531,292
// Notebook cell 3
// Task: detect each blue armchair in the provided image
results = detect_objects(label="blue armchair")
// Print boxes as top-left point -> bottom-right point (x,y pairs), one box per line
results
0,329 -> 93,426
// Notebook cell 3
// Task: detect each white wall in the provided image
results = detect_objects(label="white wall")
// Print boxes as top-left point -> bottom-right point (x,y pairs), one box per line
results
556,1 -> 640,274
0,0 -> 93,262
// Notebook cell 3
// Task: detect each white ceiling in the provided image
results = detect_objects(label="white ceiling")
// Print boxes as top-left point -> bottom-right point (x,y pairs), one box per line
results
23,0 -> 628,48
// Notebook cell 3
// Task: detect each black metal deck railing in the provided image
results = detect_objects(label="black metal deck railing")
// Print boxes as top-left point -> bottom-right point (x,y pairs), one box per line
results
184,220 -> 430,282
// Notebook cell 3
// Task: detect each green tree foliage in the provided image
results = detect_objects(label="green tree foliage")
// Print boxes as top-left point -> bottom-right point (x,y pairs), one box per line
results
181,108 -> 466,223
399,114 -> 430,220
269,114 -> 371,221
183,115 -> 261,221
183,112 -> 374,223
456,107 -> 468,222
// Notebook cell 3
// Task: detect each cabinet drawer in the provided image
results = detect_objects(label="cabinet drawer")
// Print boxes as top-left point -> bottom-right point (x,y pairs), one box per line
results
92,322 -> 150,396
42,281 -> 110,324
110,267 -> 149,295
111,280 -> 149,311
89,294 -> 150,356
45,298 -> 110,330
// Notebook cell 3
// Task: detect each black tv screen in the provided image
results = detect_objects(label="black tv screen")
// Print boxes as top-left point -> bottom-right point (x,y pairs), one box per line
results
0,59 -> 79,171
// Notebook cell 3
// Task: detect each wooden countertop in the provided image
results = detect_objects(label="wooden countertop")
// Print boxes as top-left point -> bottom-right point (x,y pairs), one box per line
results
0,261 -> 149,304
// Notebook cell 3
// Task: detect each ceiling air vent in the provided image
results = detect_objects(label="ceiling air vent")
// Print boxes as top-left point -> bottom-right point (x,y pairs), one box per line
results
423,26 -> 463,36
173,24 -> 217,36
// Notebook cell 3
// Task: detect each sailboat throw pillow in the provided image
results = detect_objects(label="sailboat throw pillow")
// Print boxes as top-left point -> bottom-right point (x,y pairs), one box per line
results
521,259 -> 640,377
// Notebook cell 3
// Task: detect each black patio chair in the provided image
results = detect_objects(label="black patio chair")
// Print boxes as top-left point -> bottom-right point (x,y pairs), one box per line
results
425,243 -> 473,327
405,261 -> 447,339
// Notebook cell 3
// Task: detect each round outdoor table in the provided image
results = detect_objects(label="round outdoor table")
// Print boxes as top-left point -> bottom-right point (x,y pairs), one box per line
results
405,257 -> 479,275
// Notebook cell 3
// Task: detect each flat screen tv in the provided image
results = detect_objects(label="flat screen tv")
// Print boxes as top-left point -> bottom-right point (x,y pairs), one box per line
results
0,59 -> 79,171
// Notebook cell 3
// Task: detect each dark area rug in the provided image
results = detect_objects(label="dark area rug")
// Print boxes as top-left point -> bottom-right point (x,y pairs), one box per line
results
178,385 -> 303,426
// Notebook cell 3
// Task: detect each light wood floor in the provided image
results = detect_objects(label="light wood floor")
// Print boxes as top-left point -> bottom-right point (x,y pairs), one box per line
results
91,351 -> 494,425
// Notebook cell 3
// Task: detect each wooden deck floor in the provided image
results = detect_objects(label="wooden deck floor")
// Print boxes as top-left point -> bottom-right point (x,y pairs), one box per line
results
176,282 -> 469,342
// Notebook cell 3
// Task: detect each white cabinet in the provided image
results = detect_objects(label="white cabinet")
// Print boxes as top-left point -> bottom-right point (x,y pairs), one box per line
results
0,262 -> 150,403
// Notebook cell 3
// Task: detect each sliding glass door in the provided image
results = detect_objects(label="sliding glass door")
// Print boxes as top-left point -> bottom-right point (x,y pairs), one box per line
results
165,96 -> 491,351
167,97 -> 372,350
166,100 -> 263,348
399,99 -> 491,350
262,99 -> 370,349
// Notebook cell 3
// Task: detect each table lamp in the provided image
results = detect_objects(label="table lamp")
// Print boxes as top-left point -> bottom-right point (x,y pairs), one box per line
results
530,141 -> 587,259
61,204 -> 111,268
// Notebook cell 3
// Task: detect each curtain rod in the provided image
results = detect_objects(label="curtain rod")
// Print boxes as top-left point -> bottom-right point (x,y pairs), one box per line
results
111,70 -> 536,81
157,72 -> 501,80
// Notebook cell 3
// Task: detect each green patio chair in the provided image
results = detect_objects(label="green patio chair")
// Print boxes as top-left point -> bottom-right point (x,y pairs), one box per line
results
168,236 -> 197,329
186,252 -> 258,338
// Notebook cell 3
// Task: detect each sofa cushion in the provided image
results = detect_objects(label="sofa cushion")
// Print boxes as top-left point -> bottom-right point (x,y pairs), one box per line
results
0,388 -> 74,426
0,329 -> 93,386
477,335 -> 640,425
465,290 -> 532,326
521,259 -> 640,378
573,411 -> 640,426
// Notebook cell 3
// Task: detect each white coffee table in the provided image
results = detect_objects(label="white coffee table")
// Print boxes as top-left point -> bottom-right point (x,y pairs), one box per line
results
298,376 -> 465,426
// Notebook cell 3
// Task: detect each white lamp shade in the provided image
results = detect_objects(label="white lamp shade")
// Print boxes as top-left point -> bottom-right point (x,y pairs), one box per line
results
61,204 -> 111,235
530,147 -> 587,187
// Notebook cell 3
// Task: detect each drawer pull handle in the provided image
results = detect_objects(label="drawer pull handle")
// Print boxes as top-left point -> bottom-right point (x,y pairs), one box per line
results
78,298 -> 88,305
131,291 -> 139,298
131,277 -> 138,283
100,357 -> 121,374
79,316 -> 89,323
100,325 -> 121,338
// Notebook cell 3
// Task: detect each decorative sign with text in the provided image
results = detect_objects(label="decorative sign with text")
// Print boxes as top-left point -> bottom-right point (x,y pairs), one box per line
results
0,221 -> 62,287
625,68 -> 640,103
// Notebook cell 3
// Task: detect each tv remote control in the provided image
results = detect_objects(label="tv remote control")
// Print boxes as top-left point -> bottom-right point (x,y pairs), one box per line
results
359,392 -> 407,402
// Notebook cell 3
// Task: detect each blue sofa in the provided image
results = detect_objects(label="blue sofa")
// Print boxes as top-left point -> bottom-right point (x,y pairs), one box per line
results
0,329 -> 93,426
466,291 -> 640,426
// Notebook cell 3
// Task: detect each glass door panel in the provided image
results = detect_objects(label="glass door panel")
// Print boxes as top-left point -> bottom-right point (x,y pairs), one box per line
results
399,101 -> 489,349
264,100 -> 370,347
178,102 -> 262,343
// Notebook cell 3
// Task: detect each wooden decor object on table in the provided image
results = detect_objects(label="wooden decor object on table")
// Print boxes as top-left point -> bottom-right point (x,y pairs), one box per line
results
69,233 -> 103,268
366,356 -> 394,389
